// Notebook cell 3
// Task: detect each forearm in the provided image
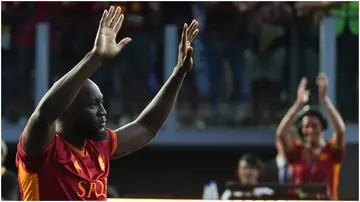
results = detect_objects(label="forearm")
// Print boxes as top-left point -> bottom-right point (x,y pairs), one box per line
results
36,50 -> 103,122
323,96 -> 346,134
276,100 -> 303,136
135,68 -> 187,135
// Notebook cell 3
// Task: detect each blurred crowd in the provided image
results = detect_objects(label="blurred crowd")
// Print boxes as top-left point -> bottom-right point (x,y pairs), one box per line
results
1,1 -> 358,129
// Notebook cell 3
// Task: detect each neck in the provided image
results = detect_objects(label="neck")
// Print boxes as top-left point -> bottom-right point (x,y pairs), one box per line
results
56,125 -> 86,150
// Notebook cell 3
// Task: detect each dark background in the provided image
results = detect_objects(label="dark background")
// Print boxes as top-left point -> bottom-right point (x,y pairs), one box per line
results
4,143 -> 359,200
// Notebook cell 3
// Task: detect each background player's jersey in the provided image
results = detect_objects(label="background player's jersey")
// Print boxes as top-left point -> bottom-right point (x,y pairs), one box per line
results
286,140 -> 345,200
16,128 -> 118,201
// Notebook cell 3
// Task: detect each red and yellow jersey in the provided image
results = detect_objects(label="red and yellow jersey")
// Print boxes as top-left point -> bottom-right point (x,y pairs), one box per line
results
16,128 -> 118,201
286,140 -> 345,200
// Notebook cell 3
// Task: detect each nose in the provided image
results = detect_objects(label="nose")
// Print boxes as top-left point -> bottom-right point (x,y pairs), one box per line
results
99,104 -> 107,117
306,127 -> 315,134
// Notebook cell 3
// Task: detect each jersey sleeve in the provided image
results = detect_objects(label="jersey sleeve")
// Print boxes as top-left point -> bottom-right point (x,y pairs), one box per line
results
328,139 -> 346,163
285,140 -> 303,164
16,135 -> 57,173
106,128 -> 118,157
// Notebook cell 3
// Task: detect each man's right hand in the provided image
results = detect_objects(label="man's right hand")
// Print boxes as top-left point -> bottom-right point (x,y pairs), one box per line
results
93,6 -> 132,59
296,77 -> 310,105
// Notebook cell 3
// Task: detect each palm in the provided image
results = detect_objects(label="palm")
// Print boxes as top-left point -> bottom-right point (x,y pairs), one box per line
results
297,77 -> 309,104
94,6 -> 131,59
177,20 -> 200,72
316,73 -> 329,102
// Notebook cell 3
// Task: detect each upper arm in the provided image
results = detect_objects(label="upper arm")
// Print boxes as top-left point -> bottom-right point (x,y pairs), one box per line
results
21,111 -> 56,156
110,122 -> 155,158
332,131 -> 345,150
277,128 -> 299,157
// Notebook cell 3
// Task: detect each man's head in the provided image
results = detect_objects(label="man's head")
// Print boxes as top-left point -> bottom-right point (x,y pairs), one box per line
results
1,140 -> 8,165
237,154 -> 263,185
61,79 -> 107,141
296,106 -> 328,147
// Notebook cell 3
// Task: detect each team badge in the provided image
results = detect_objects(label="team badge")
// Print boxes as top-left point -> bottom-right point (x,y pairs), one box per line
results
319,153 -> 328,161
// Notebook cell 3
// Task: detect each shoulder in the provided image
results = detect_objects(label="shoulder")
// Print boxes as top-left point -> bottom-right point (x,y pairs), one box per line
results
323,139 -> 346,162
295,140 -> 304,147
325,139 -> 346,151
16,134 -> 66,172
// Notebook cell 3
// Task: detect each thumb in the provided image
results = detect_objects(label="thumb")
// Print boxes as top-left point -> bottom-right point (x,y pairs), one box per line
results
117,37 -> 132,50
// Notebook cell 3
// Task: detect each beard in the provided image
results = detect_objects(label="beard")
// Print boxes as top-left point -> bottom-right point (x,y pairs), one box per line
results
76,121 -> 108,142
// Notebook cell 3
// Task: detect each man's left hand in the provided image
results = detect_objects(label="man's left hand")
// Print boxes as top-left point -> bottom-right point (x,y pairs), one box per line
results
175,20 -> 199,74
316,72 -> 329,103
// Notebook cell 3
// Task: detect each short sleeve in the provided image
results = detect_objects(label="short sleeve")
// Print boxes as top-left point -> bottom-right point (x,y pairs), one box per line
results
16,135 -> 57,173
328,140 -> 346,163
285,140 -> 303,164
106,128 -> 118,157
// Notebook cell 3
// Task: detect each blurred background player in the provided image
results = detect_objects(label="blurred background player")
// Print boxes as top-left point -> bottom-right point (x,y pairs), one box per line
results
276,73 -> 346,199
220,153 -> 263,199
15,5 -> 199,200
1,140 -> 19,201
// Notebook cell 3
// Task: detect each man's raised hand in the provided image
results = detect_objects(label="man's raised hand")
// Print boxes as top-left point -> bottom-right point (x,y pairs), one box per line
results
296,77 -> 310,105
93,6 -> 132,59
316,73 -> 329,103
176,20 -> 199,74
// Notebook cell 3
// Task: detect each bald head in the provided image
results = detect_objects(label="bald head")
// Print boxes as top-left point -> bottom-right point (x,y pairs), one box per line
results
67,79 -> 101,108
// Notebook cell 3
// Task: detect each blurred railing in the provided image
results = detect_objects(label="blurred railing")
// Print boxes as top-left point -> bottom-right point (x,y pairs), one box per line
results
1,2 -> 358,145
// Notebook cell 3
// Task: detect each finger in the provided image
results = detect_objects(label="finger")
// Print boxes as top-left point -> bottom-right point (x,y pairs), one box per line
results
187,20 -> 197,37
106,6 -> 115,27
110,6 -> 121,29
182,23 -> 188,55
117,37 -> 132,50
299,77 -> 307,88
319,72 -> 327,77
316,76 -> 327,86
100,10 -> 109,27
189,29 -> 199,42
114,14 -> 124,33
